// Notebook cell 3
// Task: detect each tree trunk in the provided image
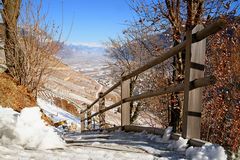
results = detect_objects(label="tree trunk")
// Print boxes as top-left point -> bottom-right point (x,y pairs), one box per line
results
2,0 -> 21,70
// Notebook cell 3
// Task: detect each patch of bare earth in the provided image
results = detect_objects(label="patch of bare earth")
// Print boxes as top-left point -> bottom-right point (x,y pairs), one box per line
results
53,97 -> 80,117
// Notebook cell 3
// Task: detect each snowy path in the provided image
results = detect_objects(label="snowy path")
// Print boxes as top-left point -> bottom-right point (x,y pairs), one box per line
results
0,129 -> 228,160
0,103 -> 227,160
62,131 -> 186,160
0,129 -> 186,160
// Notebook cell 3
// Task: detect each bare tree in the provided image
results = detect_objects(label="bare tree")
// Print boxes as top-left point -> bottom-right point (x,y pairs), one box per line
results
106,27 -> 171,125
130,0 -> 238,80
2,0 -> 62,96
106,37 -> 140,123
202,17 -> 240,153
128,0 -> 239,131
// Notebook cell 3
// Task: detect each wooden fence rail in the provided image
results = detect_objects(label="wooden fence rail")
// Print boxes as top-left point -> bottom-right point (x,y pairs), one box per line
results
81,20 -> 225,115
81,76 -> 215,122
80,19 -> 226,139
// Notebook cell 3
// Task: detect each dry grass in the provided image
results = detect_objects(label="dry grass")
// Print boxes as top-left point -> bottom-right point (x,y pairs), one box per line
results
0,73 -> 36,112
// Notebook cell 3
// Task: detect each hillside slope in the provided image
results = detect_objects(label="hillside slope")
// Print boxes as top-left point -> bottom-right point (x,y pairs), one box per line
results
38,57 -> 122,127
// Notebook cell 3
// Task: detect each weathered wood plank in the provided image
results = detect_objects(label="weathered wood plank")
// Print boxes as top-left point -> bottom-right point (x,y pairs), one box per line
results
192,19 -> 226,43
80,81 -> 121,114
121,79 -> 131,126
123,125 -> 165,135
124,76 -> 214,103
187,25 -> 206,139
80,112 -> 85,131
82,76 -> 215,122
182,30 -> 192,139
93,79 -> 210,121
87,109 -> 92,130
98,92 -> 106,128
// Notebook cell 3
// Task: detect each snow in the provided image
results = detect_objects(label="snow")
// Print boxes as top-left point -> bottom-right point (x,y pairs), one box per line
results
63,130 -> 186,159
15,107 -> 65,149
167,137 -> 189,151
0,107 -> 64,149
0,107 -> 65,150
0,103 -> 228,160
162,126 -> 173,142
37,98 -> 81,130
186,143 -> 227,160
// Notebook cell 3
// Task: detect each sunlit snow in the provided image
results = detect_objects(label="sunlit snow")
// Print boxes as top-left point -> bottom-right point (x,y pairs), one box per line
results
0,104 -> 228,160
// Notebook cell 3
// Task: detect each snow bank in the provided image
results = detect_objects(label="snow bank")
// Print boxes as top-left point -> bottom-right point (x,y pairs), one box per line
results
162,126 -> 172,142
0,107 -> 65,150
167,135 -> 227,160
165,133 -> 227,159
37,98 -> 80,127
167,137 -> 188,151
147,134 -> 162,143
186,143 -> 227,160
0,108 -> 19,145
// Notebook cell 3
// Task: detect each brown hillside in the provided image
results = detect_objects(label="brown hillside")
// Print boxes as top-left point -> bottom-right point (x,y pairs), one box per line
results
0,73 -> 36,112
53,97 -> 80,117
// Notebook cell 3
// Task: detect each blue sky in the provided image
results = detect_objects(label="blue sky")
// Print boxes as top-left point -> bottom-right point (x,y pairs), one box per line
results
32,0 -> 136,46
21,0 -> 240,47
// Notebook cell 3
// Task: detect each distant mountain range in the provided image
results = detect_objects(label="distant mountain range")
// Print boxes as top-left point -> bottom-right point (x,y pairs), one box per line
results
57,43 -> 112,85
57,43 -> 106,64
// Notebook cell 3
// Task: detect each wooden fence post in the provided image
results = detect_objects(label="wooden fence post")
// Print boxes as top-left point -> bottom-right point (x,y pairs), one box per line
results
121,79 -> 131,126
92,118 -> 96,129
87,108 -> 92,130
98,92 -> 106,128
182,29 -> 192,139
182,25 -> 206,139
80,112 -> 85,132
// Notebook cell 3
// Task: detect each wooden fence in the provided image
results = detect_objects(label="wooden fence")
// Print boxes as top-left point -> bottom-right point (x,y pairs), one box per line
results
80,19 -> 226,139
